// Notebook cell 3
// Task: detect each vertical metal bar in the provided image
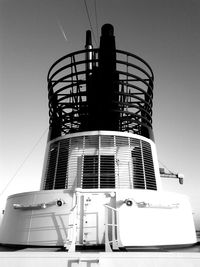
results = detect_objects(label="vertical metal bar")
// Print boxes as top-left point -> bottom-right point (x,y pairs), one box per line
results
112,209 -> 118,250
80,136 -> 85,188
105,206 -> 112,252
114,136 -> 119,188
128,137 -> 133,189
116,209 -> 122,247
64,138 -> 70,189
140,139 -> 147,189
126,54 -> 128,94
98,136 -> 101,188
53,142 -> 60,189
68,192 -> 79,252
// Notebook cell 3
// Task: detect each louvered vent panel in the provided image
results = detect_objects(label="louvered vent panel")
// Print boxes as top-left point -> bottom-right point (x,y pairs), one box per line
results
142,140 -> 157,190
85,135 -> 99,148
116,136 -> 132,188
54,139 -> 69,189
82,155 -> 98,188
82,136 -> 99,188
68,136 -> 84,189
100,155 -> 115,188
43,133 -> 157,190
116,136 -> 129,147
131,138 -> 145,189
101,135 -> 114,147
44,143 -> 58,190
100,136 -> 116,156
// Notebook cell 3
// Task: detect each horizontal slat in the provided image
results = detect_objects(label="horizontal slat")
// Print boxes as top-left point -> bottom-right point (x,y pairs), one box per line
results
42,134 -> 157,190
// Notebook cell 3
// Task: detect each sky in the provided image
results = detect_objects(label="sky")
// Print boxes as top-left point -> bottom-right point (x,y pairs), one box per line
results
0,0 -> 200,228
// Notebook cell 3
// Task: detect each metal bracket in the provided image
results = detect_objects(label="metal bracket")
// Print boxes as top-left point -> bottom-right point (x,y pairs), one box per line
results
13,198 -> 65,210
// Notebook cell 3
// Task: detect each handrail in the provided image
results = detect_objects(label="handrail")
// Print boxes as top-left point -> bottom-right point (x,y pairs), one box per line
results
104,204 -> 117,211
104,204 -> 122,251
64,193 -> 79,251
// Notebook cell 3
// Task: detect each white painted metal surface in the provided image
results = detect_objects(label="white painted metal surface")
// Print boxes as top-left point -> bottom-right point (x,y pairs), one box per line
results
0,252 -> 200,267
117,190 -> 196,246
0,188 -> 197,247
0,131 -> 197,249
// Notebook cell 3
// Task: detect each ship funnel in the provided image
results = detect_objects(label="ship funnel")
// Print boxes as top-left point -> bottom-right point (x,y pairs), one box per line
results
47,23 -> 154,140
86,24 -> 119,131
99,23 -> 116,70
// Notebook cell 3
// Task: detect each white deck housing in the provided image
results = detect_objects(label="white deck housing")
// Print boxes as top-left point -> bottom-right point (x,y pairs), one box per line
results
0,131 -> 197,248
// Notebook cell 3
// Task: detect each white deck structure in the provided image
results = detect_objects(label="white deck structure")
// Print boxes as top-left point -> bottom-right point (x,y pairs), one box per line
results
0,251 -> 200,267
0,132 -> 197,249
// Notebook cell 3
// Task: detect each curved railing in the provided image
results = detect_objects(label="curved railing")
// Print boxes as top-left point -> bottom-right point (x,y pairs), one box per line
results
47,48 -> 154,138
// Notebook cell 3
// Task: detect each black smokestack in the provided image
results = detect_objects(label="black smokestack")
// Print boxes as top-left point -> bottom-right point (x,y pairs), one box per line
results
85,24 -> 119,131
99,24 -> 116,72
85,30 -> 92,47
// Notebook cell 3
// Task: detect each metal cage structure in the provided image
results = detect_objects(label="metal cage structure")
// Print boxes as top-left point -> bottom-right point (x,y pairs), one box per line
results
47,48 -> 154,140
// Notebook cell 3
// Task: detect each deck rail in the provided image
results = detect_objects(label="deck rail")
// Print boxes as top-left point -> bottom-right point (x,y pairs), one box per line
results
104,204 -> 122,251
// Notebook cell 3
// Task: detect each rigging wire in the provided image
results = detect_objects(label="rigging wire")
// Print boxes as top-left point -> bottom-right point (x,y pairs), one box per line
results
159,160 -> 174,174
83,0 -> 98,46
0,128 -> 48,197
94,0 -> 99,46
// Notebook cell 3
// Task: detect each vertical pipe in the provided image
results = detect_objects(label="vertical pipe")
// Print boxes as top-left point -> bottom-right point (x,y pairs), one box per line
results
85,30 -> 93,74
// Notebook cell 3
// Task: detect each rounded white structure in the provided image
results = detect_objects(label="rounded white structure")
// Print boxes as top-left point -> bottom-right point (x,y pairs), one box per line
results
0,132 -> 197,249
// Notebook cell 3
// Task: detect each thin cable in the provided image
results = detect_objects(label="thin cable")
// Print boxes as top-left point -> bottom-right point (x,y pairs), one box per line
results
159,160 -> 174,174
0,128 -> 48,197
94,0 -> 99,46
83,0 -> 98,46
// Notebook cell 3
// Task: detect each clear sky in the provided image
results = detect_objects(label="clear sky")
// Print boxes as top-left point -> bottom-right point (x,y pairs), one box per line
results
0,0 -> 200,228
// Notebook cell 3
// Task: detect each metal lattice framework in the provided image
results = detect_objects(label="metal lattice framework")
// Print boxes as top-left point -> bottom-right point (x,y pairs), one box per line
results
47,48 -> 154,138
